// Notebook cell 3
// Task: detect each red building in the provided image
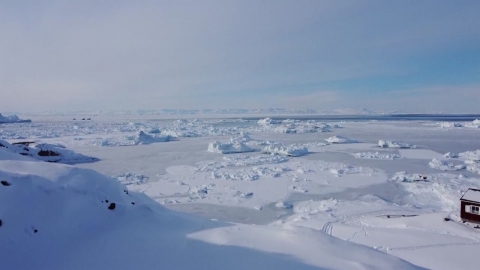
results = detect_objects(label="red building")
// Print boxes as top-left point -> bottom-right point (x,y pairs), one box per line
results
460,188 -> 480,224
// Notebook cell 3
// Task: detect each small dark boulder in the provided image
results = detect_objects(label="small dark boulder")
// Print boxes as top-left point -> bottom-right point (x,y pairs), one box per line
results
1,181 -> 11,186
131,202 -> 135,205
444,218 -> 451,222
105,200 -> 109,203
37,150 -> 60,157
34,229 -> 38,233
108,203 -> 116,210
0,219 -> 2,227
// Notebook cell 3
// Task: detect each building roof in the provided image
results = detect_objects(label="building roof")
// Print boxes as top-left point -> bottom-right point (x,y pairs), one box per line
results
461,188 -> 480,202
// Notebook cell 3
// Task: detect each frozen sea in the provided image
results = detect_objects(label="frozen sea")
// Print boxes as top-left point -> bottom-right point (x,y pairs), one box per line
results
2,114 -> 480,269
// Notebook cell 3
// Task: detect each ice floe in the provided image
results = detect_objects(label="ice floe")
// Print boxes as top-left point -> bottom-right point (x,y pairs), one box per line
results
326,135 -> 357,144
428,158 -> 466,171
378,140 -> 416,149
208,141 -> 254,154
262,144 -> 309,157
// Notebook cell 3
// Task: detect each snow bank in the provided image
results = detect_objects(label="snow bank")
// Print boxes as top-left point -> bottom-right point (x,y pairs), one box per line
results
378,140 -> 416,149
0,113 -> 31,123
428,158 -> 465,171
262,144 -> 309,157
207,141 -> 254,154
0,139 -> 97,164
326,135 -> 357,144
353,152 -> 403,160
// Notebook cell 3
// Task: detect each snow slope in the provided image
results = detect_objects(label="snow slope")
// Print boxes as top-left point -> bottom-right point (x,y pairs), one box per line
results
0,139 -> 97,164
0,149 -> 420,270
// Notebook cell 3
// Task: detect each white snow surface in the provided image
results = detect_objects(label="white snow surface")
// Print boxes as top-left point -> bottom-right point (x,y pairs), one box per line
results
0,149 -> 419,270
461,189 -> 480,202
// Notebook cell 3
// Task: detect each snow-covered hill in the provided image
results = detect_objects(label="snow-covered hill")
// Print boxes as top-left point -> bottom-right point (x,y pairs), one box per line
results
0,148 -> 420,270
0,139 -> 97,164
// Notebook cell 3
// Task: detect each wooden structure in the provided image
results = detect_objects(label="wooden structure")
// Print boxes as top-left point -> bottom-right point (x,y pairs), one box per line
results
460,188 -> 480,224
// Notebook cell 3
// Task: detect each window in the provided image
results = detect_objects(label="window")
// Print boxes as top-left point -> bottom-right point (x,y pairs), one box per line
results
470,206 -> 480,215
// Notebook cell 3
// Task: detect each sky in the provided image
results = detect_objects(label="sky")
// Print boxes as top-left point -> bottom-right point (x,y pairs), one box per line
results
1,0 -> 479,113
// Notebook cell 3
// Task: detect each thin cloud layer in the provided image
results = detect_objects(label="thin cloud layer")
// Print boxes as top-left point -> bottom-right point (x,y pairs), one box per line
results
0,0 -> 479,112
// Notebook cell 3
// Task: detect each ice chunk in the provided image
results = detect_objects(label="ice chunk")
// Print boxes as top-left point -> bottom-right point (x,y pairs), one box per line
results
262,144 -> 308,157
275,202 -> 293,209
133,131 -> 170,145
428,158 -> 465,171
207,141 -> 254,154
378,140 -> 416,149
325,135 -> 357,144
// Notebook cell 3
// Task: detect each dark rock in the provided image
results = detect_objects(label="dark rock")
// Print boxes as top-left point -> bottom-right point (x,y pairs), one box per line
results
444,218 -> 451,222
37,150 -> 60,157
131,202 -> 135,205
105,200 -> 109,203
1,181 -> 11,186
34,229 -> 38,233
108,203 -> 116,210
0,219 -> 2,227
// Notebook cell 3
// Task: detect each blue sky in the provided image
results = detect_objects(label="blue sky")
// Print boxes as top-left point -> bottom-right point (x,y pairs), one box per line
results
0,0 -> 479,113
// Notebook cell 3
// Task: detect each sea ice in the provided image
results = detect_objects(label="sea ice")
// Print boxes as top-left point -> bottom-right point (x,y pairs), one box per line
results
428,158 -> 466,171
207,141 -> 254,154
326,135 -> 357,144
262,144 -> 309,157
353,152 -> 403,160
378,140 -> 416,149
